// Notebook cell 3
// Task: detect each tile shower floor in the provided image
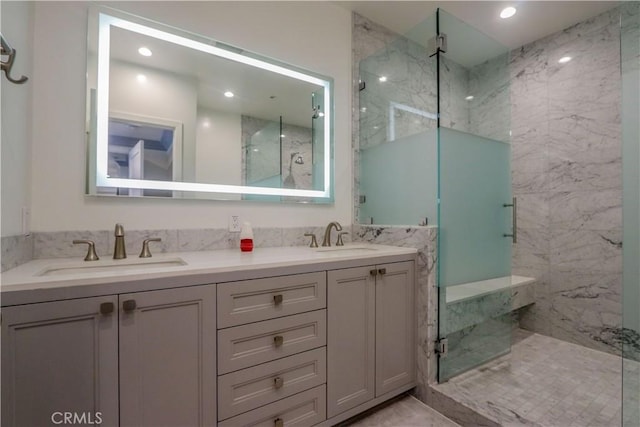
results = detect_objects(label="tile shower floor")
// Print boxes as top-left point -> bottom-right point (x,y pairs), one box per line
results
434,329 -> 630,427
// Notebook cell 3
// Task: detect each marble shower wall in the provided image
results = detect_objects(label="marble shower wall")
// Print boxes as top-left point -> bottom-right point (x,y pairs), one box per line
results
241,115 -> 313,189
508,8 -> 624,355
353,13 -> 468,224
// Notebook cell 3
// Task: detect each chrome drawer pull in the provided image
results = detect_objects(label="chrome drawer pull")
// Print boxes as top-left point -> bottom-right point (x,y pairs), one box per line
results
378,268 -> 387,275
273,335 -> 284,347
370,269 -> 377,277
273,376 -> 284,389
273,294 -> 283,305
274,418 -> 284,427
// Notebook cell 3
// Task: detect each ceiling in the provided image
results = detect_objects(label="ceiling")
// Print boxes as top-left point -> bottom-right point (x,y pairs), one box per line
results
335,1 -> 618,50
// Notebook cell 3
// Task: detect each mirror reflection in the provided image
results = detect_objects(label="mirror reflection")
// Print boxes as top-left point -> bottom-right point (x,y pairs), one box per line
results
87,8 -> 333,201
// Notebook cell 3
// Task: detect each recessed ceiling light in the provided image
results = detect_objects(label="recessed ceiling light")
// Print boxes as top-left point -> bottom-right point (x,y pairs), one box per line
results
136,74 -> 147,83
138,47 -> 152,57
465,95 -> 474,101
379,76 -> 388,82
558,56 -> 572,64
224,91 -> 234,98
500,6 -> 516,19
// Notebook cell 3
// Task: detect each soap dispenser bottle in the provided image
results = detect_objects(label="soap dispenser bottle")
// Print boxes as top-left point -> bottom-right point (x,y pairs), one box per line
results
240,222 -> 254,252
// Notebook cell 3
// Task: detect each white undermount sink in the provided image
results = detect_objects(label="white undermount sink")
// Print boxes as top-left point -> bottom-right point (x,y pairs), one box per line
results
36,257 -> 187,277
315,245 -> 380,253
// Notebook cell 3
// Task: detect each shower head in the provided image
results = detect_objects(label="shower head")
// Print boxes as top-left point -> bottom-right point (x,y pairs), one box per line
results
295,155 -> 304,165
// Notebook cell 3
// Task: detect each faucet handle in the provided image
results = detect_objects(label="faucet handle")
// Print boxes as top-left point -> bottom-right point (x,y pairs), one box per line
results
73,239 -> 100,261
336,232 -> 349,247
139,238 -> 162,258
304,233 -> 318,248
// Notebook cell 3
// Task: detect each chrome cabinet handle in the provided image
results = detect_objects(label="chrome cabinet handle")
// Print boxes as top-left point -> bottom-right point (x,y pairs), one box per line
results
503,197 -> 517,244
378,268 -> 387,275
273,294 -> 283,305
122,299 -> 137,313
370,269 -> 378,277
100,302 -> 114,315
274,418 -> 284,427
273,377 -> 284,389
273,335 -> 284,347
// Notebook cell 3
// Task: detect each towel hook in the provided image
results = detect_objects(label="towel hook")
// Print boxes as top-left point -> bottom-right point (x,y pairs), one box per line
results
0,32 -> 28,84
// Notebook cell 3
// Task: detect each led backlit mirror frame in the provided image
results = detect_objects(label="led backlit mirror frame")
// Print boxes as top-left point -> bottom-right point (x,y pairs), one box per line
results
90,8 -> 333,201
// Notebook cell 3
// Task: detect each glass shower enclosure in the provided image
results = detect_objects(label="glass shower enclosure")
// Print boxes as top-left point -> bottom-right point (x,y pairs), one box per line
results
622,2 -> 640,425
357,8 -> 514,382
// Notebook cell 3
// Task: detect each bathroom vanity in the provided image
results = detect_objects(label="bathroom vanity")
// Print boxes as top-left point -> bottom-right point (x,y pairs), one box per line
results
1,244 -> 416,427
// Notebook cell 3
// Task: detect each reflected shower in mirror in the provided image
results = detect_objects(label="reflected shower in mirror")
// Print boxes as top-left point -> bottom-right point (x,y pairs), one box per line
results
86,7 -> 333,202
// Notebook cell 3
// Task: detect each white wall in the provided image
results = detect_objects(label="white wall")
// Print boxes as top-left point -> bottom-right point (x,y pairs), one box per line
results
109,61 -> 197,182
29,2 -> 351,232
1,1 -> 34,237
196,108 -> 242,187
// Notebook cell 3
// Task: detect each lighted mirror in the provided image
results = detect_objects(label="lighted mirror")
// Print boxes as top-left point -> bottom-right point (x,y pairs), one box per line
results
86,7 -> 333,202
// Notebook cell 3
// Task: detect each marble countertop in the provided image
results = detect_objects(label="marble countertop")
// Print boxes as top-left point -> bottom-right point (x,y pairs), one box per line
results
1,244 -> 417,306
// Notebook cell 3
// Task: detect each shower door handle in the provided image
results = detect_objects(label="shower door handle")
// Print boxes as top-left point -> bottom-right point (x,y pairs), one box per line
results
503,197 -> 517,244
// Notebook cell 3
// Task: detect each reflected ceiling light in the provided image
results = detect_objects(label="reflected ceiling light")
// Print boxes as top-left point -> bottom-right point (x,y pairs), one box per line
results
465,95 -> 474,100
280,134 -> 286,138
558,56 -> 572,64
252,148 -> 259,152
138,46 -> 152,57
224,91 -> 234,98
361,107 -> 367,113
318,112 -> 325,117
379,76 -> 388,82
136,74 -> 147,83
203,120 -> 211,128
500,6 -> 516,19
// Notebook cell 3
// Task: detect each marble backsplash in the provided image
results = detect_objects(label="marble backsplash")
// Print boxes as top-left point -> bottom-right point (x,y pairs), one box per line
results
1,225 -> 352,272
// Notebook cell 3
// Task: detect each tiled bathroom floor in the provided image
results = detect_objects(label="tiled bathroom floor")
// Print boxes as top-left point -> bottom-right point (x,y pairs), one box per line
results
344,394 -> 461,427
434,329 -> 628,427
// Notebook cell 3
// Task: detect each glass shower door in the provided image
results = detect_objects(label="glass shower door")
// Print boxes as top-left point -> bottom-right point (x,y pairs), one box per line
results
435,9 -> 513,382
622,2 -> 640,425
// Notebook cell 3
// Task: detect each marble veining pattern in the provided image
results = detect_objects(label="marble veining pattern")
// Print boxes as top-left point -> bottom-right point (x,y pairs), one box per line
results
345,394 -> 460,427
1,234 -> 34,272
21,226 -> 343,262
510,7 -> 623,355
434,329 -> 625,427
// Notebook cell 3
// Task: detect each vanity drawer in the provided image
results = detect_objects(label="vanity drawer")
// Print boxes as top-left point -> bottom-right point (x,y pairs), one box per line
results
218,310 -> 326,374
218,385 -> 326,427
217,272 -> 327,328
218,347 -> 326,420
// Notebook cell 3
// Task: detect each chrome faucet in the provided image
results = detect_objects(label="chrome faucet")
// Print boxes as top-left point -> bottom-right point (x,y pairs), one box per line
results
322,221 -> 343,247
113,223 -> 127,259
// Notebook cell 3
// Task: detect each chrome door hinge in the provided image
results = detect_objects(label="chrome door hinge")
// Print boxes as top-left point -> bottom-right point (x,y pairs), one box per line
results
436,338 -> 448,358
428,33 -> 448,57
358,80 -> 366,91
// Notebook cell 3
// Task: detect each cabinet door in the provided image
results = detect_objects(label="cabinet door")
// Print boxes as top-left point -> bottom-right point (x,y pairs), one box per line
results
327,266 -> 376,418
1,296 -> 118,427
375,261 -> 416,396
119,285 -> 216,427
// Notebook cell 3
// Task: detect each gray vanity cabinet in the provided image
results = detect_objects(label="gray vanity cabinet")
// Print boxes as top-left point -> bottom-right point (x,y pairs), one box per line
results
1,296 -> 119,427
119,285 -> 217,427
327,261 -> 415,418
